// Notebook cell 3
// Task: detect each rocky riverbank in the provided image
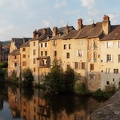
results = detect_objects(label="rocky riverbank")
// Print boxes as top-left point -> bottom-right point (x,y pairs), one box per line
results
91,90 -> 120,120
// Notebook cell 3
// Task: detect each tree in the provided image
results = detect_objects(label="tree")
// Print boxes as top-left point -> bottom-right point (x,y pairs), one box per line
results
22,68 -> 34,87
64,66 -> 76,92
44,59 -> 65,94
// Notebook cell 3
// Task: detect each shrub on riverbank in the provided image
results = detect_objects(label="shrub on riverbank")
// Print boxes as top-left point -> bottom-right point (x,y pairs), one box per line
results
22,68 -> 34,87
44,59 -> 76,94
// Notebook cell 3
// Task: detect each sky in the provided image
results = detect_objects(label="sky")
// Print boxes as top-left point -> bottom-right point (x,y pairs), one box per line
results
0,0 -> 120,41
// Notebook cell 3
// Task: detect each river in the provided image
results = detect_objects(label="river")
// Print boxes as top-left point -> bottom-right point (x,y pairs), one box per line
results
0,83 -> 107,120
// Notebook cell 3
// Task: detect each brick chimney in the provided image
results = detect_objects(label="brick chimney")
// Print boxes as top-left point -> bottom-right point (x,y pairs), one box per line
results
102,15 -> 111,35
52,27 -> 58,36
78,18 -> 83,30
33,29 -> 37,38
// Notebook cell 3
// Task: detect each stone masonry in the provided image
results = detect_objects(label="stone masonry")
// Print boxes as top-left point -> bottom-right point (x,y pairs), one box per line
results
91,90 -> 120,120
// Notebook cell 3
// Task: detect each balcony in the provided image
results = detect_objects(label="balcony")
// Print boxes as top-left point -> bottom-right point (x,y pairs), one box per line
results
37,56 -> 50,68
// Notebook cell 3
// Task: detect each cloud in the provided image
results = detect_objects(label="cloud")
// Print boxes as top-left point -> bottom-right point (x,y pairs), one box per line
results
81,0 -> 95,9
54,0 -> 67,9
108,14 -> 120,24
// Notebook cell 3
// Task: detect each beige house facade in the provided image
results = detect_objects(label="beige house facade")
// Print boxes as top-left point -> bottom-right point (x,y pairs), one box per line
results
8,15 -> 120,91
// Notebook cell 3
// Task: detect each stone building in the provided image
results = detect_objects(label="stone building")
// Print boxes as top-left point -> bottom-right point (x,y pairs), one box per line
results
8,15 -> 120,91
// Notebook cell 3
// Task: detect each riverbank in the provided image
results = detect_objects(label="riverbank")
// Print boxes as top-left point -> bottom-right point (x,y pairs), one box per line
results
91,89 -> 120,120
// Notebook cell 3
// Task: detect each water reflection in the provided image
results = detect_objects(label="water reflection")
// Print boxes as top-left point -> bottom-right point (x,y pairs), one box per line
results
7,86 -> 107,120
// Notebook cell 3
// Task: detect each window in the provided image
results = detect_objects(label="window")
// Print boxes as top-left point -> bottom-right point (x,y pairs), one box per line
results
90,64 -> 94,70
67,64 -> 70,69
41,51 -> 43,56
75,62 -> 78,69
118,41 -> 120,48
23,54 -> 26,58
41,43 -> 43,47
64,44 -> 66,49
22,61 -> 26,66
34,68 -> 36,72
77,50 -> 83,57
94,41 -> 97,50
90,74 -> 94,80
66,53 -> 70,58
45,43 -> 47,47
106,41 -> 112,48
106,54 -> 112,62
15,56 -> 16,59
14,63 -> 17,67
113,78 -> 114,81
106,68 -> 110,73
54,51 -> 57,57
53,40 -> 56,46
23,48 -> 26,51
81,62 -> 85,69
75,62 -> 80,69
33,58 -> 36,64
106,81 -> 109,85
93,52 -> 97,62
69,44 -> 71,49
45,51 -> 47,56
33,42 -> 35,46
114,69 -> 119,74
118,54 -> 120,62
33,49 -> 36,55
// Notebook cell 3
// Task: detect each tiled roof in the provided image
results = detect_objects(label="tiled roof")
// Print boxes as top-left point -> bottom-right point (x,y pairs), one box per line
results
63,30 -> 79,39
9,49 -> 20,56
21,40 -> 30,47
101,25 -> 120,40
32,27 -> 52,41
50,26 -> 75,40
12,37 -> 31,49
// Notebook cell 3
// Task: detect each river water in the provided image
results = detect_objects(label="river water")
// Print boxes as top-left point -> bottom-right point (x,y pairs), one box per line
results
0,83 -> 107,120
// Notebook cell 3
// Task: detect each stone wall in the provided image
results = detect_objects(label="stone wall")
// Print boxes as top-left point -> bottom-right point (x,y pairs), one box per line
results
91,90 -> 120,120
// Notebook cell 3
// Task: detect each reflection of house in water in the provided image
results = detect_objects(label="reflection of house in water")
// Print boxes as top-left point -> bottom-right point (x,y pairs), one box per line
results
8,88 -> 103,120
8,87 -> 21,119
0,97 -> 3,110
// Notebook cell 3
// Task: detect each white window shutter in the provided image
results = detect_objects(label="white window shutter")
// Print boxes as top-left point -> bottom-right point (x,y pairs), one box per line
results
105,55 -> 107,62
82,50 -> 83,56
76,50 -> 78,57
111,55 -> 114,62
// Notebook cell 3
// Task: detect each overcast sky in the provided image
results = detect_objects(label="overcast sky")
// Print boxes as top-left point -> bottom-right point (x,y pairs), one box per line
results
0,0 -> 120,41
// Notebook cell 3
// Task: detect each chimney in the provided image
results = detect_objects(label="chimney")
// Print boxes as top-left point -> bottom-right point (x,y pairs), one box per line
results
33,29 -> 37,38
52,27 -> 58,36
102,15 -> 111,35
65,24 -> 69,34
78,18 -> 83,30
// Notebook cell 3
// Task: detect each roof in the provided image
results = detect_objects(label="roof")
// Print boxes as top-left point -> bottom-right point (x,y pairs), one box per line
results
21,40 -> 30,47
32,27 -> 52,41
63,30 -> 79,39
9,49 -> 20,56
101,25 -> 120,40
50,26 -> 75,40
11,38 -> 31,49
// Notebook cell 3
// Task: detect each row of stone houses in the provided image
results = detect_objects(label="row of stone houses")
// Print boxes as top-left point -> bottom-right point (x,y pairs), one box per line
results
8,15 -> 120,91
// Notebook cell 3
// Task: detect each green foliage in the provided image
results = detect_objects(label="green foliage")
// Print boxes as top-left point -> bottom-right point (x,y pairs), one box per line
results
44,59 -> 77,94
44,59 -> 65,94
0,68 -> 7,80
64,66 -> 76,92
0,61 -> 8,68
22,68 -> 34,86
74,82 -> 89,94
93,89 -> 105,97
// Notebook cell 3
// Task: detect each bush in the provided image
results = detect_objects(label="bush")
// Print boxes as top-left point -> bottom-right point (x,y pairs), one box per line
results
74,82 -> 89,94
0,61 -> 8,68
22,68 -> 34,87
93,89 -> 104,97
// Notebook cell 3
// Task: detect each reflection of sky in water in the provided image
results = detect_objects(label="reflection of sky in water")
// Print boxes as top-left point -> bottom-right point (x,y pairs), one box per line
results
0,101 -> 24,120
